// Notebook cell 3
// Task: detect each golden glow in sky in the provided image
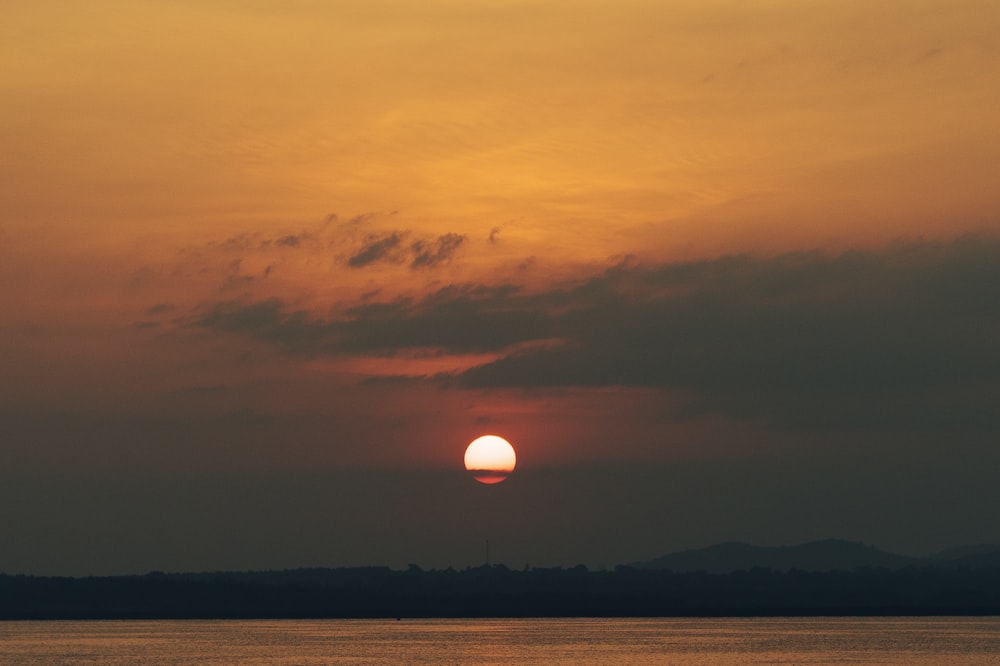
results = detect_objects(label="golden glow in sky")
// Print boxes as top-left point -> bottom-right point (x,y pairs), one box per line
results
4,0 -> 998,256
2,0 -> 1000,575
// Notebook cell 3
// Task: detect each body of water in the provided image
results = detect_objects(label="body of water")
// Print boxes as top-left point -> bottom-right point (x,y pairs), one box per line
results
2,617 -> 999,664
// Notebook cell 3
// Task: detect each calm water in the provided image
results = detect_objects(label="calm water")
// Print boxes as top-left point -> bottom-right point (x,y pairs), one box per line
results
2,617 -> 999,664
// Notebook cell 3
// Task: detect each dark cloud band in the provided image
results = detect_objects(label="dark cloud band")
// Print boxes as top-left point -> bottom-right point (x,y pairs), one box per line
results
191,235 -> 1000,433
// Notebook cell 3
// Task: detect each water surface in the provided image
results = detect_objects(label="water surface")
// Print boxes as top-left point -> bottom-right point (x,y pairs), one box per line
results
2,617 -> 999,664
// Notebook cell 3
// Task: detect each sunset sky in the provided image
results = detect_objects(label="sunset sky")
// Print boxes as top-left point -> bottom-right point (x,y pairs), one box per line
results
3,0 -> 1000,576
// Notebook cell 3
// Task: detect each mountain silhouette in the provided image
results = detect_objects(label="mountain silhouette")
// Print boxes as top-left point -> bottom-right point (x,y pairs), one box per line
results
927,544 -> 1000,569
632,539 -> 918,573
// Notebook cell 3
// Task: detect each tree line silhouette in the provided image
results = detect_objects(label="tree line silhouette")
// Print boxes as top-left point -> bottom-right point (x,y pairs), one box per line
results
3,563 -> 1000,619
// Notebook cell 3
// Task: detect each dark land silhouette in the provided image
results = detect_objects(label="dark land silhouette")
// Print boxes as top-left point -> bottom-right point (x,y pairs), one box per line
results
4,540 -> 1000,619
629,538 -> 1000,573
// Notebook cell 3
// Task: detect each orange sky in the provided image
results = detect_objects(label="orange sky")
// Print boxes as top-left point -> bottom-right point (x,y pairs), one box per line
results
5,0 -> 998,382
5,1 -> 998,247
2,0 -> 1000,574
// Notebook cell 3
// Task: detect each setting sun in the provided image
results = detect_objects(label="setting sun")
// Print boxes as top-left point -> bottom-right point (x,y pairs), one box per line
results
464,435 -> 517,484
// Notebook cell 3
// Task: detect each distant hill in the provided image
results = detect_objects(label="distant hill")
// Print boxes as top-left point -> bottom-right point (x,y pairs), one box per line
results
928,544 -> 1000,569
633,539 -> 918,573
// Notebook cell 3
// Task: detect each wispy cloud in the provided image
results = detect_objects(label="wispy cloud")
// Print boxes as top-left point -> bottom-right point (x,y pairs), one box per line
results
348,232 -> 406,268
347,230 -> 467,269
411,233 -> 465,269
275,235 -> 304,248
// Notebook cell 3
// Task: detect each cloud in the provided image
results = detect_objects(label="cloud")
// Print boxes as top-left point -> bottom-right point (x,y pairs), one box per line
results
159,214 -> 466,296
456,236 -> 1000,432
347,231 -> 466,270
410,233 -> 465,269
339,283 -> 529,352
192,299 -> 337,356
146,302 -> 175,315
275,235 -> 303,248
212,231 -> 318,253
347,231 -> 406,268
192,283 -> 531,356
190,235 -> 1000,433
221,259 -> 255,289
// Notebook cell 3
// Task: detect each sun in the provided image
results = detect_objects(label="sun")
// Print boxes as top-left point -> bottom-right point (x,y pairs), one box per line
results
464,435 -> 517,484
